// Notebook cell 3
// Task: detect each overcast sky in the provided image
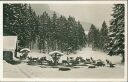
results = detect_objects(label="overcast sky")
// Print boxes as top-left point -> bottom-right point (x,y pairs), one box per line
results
49,4 -> 113,27
31,4 -> 113,28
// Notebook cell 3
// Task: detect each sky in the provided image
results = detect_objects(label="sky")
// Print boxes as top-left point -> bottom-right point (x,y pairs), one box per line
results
31,4 -> 113,28
49,4 -> 113,27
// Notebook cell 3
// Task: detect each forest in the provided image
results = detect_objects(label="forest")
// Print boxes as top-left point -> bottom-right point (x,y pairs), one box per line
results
3,4 -> 125,63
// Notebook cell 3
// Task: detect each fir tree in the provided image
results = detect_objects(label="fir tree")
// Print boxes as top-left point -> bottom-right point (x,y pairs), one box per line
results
100,21 -> 109,51
88,24 -> 100,50
38,11 -> 50,52
107,4 -> 125,63
3,4 -> 39,48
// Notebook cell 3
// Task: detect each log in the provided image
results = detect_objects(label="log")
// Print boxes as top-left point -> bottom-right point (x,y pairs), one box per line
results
59,67 -> 71,71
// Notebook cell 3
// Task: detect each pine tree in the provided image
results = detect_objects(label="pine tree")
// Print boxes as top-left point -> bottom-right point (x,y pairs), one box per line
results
77,21 -> 87,48
107,4 -> 125,63
3,4 -> 23,35
95,29 -> 100,49
100,21 -> 109,51
88,24 -> 95,46
88,24 -> 100,50
26,5 -> 39,49
57,15 -> 69,52
3,4 -> 40,48
38,11 -> 50,52
51,12 -> 58,51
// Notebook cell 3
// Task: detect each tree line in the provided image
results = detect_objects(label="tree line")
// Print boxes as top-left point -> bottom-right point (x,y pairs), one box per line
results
88,21 -> 108,51
3,4 -> 87,54
3,4 -> 125,63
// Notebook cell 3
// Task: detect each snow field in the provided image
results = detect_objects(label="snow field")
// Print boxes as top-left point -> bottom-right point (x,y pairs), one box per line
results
3,60 -> 124,78
3,47 -> 124,78
24,47 -> 122,64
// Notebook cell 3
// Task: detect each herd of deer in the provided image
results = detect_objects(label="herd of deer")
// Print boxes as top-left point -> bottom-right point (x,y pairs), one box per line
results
26,56 -> 115,68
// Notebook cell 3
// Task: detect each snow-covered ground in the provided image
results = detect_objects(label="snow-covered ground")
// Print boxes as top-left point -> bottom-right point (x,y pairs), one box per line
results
3,47 -> 124,78
60,47 -> 122,64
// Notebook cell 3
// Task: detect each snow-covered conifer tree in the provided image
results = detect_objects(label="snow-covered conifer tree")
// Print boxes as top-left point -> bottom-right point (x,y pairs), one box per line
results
107,4 -> 125,63
100,21 -> 109,51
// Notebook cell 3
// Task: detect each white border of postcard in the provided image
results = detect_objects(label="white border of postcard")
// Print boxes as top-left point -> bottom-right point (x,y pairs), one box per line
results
0,1 -> 127,82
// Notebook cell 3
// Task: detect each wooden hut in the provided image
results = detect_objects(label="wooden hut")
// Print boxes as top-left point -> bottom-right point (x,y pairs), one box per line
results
3,36 -> 18,61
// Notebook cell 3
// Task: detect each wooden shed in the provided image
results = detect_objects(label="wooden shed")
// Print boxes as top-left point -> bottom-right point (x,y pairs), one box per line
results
3,36 -> 18,61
